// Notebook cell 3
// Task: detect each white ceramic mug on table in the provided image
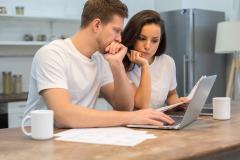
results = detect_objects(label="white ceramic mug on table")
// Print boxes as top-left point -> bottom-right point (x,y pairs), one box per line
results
21,110 -> 54,140
213,97 -> 231,120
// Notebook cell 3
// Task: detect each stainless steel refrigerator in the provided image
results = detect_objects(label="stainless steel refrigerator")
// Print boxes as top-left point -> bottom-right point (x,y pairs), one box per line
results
160,9 -> 226,103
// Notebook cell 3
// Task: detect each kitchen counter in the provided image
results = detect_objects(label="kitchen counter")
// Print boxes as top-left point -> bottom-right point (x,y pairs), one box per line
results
0,92 -> 28,103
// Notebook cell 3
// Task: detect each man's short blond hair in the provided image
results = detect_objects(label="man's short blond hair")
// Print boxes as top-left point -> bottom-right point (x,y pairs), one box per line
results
81,0 -> 128,28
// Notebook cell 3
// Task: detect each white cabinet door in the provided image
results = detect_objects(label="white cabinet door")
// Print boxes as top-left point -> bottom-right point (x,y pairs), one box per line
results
8,101 -> 27,128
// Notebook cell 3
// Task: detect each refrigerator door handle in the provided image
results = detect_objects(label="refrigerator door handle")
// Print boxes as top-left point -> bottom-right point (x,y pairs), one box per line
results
183,54 -> 188,96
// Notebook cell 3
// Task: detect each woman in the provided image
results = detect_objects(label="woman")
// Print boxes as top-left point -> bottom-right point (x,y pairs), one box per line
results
122,10 -> 188,109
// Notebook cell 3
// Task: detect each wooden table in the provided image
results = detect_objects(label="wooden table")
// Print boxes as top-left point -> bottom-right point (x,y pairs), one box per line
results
0,101 -> 240,160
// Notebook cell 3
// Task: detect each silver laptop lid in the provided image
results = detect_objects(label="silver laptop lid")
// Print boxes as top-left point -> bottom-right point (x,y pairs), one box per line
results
178,75 -> 217,129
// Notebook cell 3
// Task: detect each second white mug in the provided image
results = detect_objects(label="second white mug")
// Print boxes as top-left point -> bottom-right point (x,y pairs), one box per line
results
213,97 -> 231,120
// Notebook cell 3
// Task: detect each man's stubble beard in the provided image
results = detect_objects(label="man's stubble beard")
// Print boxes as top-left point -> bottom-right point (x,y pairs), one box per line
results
96,37 -> 107,54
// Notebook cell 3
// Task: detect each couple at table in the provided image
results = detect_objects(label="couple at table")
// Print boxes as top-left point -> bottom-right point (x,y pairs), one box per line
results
25,0 -> 188,128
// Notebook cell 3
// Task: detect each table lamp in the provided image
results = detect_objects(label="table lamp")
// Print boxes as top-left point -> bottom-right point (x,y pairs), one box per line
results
215,21 -> 240,98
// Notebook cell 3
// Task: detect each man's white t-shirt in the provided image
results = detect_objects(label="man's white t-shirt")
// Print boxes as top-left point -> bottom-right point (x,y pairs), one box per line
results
127,54 -> 177,109
25,38 -> 113,116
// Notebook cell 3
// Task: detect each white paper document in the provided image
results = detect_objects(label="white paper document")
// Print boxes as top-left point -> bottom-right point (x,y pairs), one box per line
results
157,75 -> 206,112
54,127 -> 156,147
186,75 -> 206,100
156,102 -> 185,112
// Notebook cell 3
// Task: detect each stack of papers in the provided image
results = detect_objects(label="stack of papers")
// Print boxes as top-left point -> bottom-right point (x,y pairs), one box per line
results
54,127 -> 156,147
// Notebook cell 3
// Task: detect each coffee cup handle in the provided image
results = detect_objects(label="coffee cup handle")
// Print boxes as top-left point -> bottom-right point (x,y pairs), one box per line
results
21,115 -> 31,136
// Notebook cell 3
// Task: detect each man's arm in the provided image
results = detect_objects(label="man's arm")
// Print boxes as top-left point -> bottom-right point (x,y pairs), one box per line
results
41,88 -> 174,128
100,61 -> 134,111
102,42 -> 134,111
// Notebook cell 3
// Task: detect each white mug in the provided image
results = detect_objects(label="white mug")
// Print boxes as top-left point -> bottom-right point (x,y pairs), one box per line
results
21,110 -> 54,140
213,97 -> 231,120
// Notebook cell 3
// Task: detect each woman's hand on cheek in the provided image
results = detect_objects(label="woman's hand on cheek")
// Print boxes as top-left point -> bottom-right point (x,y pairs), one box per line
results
127,50 -> 148,66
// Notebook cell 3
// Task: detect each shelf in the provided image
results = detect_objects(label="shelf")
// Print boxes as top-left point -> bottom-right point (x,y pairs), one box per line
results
0,92 -> 28,103
0,14 -> 80,22
0,41 -> 48,46
0,14 -> 77,56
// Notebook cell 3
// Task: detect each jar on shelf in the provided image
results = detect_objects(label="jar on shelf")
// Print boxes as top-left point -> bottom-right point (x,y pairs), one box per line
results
36,34 -> 47,41
12,74 -> 23,94
23,34 -> 34,41
0,6 -> 7,14
2,72 -> 12,95
15,6 -> 24,15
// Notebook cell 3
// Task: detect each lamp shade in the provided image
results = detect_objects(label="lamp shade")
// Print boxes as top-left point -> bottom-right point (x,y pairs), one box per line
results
215,21 -> 240,53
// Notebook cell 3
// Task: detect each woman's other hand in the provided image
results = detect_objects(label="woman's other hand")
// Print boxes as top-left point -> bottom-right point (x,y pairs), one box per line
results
179,97 -> 190,103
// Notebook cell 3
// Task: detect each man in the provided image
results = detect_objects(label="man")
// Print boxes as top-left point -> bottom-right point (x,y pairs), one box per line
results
25,0 -> 174,128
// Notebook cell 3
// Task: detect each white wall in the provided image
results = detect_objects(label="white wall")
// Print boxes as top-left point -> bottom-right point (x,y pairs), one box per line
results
0,0 -> 155,19
155,0 -> 240,20
154,0 -> 182,12
123,0 -> 155,17
0,0 -> 84,18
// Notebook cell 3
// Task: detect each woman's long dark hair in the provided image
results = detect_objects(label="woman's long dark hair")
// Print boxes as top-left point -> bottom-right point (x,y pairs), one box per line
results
122,10 -> 166,71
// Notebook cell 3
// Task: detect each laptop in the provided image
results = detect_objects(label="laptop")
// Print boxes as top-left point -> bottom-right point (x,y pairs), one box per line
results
127,75 -> 217,130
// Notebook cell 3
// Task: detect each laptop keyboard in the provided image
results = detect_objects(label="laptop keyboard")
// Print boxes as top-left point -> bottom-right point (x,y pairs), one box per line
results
164,116 -> 183,126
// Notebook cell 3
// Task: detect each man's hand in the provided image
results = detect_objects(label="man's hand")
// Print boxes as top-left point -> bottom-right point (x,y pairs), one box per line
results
128,108 -> 175,126
104,41 -> 127,63
127,50 -> 149,66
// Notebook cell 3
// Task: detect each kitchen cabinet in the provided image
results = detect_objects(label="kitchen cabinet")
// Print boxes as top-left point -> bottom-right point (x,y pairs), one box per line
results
0,103 -> 8,128
0,93 -> 28,128
7,101 -> 28,128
